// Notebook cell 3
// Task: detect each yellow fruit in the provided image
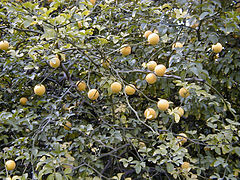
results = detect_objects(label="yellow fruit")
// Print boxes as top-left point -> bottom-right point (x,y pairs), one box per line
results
0,40 -> 9,50
179,87 -> 190,98
64,121 -> 72,130
125,84 -> 136,95
147,61 -> 157,71
177,133 -> 187,145
144,30 -> 152,38
5,160 -> 16,171
181,162 -> 190,169
111,82 -> 122,93
212,42 -> 223,53
148,33 -> 159,45
76,81 -> 87,91
145,73 -> 157,84
157,99 -> 169,111
176,107 -> 184,117
20,97 -> 28,105
120,45 -> 131,56
50,57 -> 60,68
144,108 -> 156,120
90,0 -> 96,5
154,64 -> 166,76
34,84 -> 46,96
88,89 -> 99,100
172,42 -> 183,49
77,21 -> 82,29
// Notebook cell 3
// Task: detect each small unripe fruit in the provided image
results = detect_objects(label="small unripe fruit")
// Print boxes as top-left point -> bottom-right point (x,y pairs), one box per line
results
50,57 -> 60,68
125,84 -> 136,95
177,133 -> 187,145
76,81 -> 87,91
90,0 -> 96,5
148,33 -> 159,45
144,108 -> 156,120
120,45 -> 131,56
20,97 -> 28,105
147,61 -> 157,71
64,121 -> 72,130
154,64 -> 166,76
144,30 -> 152,38
34,84 -> 46,96
0,40 -> 9,50
179,87 -> 190,98
176,107 -> 184,117
157,99 -> 169,111
5,160 -> 16,171
212,43 -> 223,53
145,73 -> 157,84
88,89 -> 99,100
111,82 -> 122,93
181,162 -> 190,169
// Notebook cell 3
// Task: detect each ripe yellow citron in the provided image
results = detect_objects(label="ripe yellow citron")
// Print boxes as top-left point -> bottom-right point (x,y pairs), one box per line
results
111,82 -> 122,93
125,84 -> 136,95
20,97 -> 28,105
145,73 -> 157,84
148,33 -> 159,45
5,160 -> 16,171
144,108 -> 156,120
179,87 -> 190,98
34,84 -> 46,96
177,133 -> 187,145
64,121 -> 72,130
154,64 -> 166,76
144,30 -> 152,38
147,61 -> 157,71
176,107 -> 184,117
76,81 -> 87,91
181,162 -> 190,169
212,42 -> 223,53
50,57 -> 60,68
157,99 -> 169,111
120,45 -> 131,56
0,40 -> 9,50
90,0 -> 96,5
88,89 -> 99,100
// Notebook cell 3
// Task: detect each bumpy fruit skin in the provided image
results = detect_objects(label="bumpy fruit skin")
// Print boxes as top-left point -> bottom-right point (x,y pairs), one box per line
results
88,89 -> 99,100
76,81 -> 87,91
64,121 -> 72,130
125,84 -> 136,95
148,33 -> 159,45
90,0 -> 96,5
34,84 -> 46,96
50,57 -> 60,68
0,40 -> 9,50
147,61 -> 157,71
145,73 -> 157,84
179,87 -> 190,98
120,46 -> 131,56
5,160 -> 16,171
157,99 -> 169,111
111,82 -> 122,93
212,42 -> 223,53
20,97 -> 28,105
144,108 -> 156,120
144,30 -> 152,38
176,107 -> 184,117
177,133 -> 187,145
154,64 -> 166,76
181,162 -> 190,169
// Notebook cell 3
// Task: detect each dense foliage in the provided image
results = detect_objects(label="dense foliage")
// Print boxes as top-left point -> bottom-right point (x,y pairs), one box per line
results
0,0 -> 240,179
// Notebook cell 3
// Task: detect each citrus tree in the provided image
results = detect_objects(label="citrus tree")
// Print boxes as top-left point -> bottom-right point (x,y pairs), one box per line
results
0,0 -> 240,179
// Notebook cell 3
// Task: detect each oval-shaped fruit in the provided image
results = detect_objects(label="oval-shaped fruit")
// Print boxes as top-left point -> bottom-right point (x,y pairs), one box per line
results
90,0 -> 96,5
212,42 -> 223,53
0,40 -> 10,50
144,108 -> 156,120
64,121 -> 72,130
176,107 -> 184,117
5,160 -> 16,171
147,61 -> 157,71
50,57 -> 60,68
148,33 -> 159,45
179,87 -> 190,98
34,84 -> 46,96
145,73 -> 157,84
20,97 -> 28,105
88,89 -> 99,100
181,162 -> 190,169
144,30 -> 152,38
120,45 -> 131,56
177,133 -> 187,145
157,99 -> 169,111
76,81 -> 87,91
111,82 -> 122,93
125,84 -> 136,95
77,21 -> 82,29
154,64 -> 166,76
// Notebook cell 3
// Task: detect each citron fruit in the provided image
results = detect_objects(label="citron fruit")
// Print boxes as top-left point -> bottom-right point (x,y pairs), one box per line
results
144,30 -> 152,38
177,133 -> 187,145
0,40 -> 9,50
176,107 -> 184,117
179,87 -> 190,98
147,61 -> 157,71
111,82 -> 122,93
181,162 -> 190,169
148,33 -> 159,45
76,81 -> 87,91
212,42 -> 223,53
5,160 -> 16,171
90,0 -> 96,5
154,64 -> 166,76
20,97 -> 28,105
125,84 -> 136,95
145,73 -> 157,84
88,89 -> 99,100
50,57 -> 60,68
144,108 -> 156,120
34,84 -> 46,96
64,121 -> 72,130
157,99 -> 169,111
120,45 -> 131,56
